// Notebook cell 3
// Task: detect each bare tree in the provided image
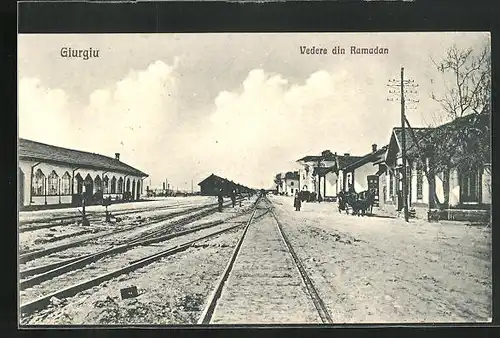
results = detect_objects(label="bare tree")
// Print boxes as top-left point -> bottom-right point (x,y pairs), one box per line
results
273,173 -> 282,193
431,44 -> 491,120
425,43 -> 491,208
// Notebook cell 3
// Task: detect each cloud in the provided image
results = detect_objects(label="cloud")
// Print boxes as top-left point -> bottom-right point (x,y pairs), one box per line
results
194,67 -> 382,188
19,60 -> 182,188
18,78 -> 72,146
17,62 -> 442,191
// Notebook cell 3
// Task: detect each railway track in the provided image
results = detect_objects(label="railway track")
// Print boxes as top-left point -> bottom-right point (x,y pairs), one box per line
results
20,197 -> 261,317
19,199 -> 215,232
198,195 -> 333,324
19,199 -> 244,263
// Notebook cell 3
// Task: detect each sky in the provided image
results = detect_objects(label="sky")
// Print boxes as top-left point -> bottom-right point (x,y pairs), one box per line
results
18,32 -> 490,190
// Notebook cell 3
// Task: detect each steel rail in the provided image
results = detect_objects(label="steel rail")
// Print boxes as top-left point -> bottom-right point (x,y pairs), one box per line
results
19,200 -> 235,263
268,201 -> 333,324
20,197 -> 258,282
196,194 -> 264,324
20,202 -> 258,289
197,194 -> 333,324
20,196 -> 247,227
19,201 -> 216,232
20,206 -> 258,316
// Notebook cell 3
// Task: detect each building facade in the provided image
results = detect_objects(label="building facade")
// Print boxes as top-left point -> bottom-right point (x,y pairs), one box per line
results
276,171 -> 299,195
296,150 -> 337,196
338,144 -> 388,205
378,118 -> 491,221
18,138 -> 148,209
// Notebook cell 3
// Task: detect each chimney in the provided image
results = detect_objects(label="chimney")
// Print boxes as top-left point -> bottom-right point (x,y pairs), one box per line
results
372,144 -> 377,153
115,153 -> 120,161
344,153 -> 350,157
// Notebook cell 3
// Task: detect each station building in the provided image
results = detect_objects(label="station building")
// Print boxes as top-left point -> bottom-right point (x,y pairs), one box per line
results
18,138 -> 148,210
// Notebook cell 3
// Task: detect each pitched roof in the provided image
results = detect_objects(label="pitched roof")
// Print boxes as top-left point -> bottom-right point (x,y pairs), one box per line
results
336,155 -> 364,169
342,146 -> 389,171
297,151 -> 337,163
392,127 -> 433,154
198,174 -> 228,186
284,171 -> 299,180
198,174 -> 251,190
297,155 -> 322,162
313,166 -> 334,176
19,138 -> 148,177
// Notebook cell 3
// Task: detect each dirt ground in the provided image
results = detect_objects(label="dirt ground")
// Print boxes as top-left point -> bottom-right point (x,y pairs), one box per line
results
20,199 -> 258,325
19,194 -> 490,325
269,195 -> 492,323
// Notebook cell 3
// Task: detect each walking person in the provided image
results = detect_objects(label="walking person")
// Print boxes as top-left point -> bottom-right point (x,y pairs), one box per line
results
294,190 -> 302,211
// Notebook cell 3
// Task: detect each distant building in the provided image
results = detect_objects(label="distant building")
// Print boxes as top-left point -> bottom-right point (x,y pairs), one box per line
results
276,171 -> 299,195
18,138 -> 148,210
296,150 -> 337,195
297,150 -> 364,199
198,174 -> 251,196
338,144 -> 388,204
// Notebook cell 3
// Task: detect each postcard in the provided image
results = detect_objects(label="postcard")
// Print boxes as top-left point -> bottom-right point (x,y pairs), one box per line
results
18,32 -> 491,326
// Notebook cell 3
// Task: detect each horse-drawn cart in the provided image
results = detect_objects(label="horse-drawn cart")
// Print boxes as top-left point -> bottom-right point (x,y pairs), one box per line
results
337,189 -> 376,216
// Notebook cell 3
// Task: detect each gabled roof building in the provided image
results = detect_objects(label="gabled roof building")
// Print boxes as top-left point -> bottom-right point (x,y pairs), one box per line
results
378,112 -> 491,221
198,174 -> 252,196
18,138 -> 148,209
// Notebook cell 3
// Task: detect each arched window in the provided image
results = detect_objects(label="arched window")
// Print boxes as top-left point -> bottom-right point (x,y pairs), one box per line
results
48,171 -> 59,195
33,169 -> 46,196
111,176 -> 117,193
84,174 -> 93,195
117,177 -> 123,194
103,176 -> 109,194
95,175 -> 102,193
74,173 -> 83,195
62,172 -> 71,195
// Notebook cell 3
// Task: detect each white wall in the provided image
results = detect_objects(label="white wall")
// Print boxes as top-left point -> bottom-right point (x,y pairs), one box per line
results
449,169 -> 460,207
19,159 -> 145,207
298,166 -> 315,192
324,171 -> 338,197
482,165 -> 492,204
337,170 -> 344,194
283,178 -> 299,195
352,162 -> 378,193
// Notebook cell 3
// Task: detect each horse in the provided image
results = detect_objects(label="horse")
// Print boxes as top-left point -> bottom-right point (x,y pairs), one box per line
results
338,191 -> 358,215
349,189 -> 376,216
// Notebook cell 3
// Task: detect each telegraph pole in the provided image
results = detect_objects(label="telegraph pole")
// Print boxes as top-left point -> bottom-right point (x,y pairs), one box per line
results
400,67 -> 409,222
387,68 -> 419,223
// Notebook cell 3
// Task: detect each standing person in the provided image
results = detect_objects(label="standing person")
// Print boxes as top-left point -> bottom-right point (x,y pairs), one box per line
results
217,189 -> 224,212
230,189 -> 236,208
294,190 -> 302,211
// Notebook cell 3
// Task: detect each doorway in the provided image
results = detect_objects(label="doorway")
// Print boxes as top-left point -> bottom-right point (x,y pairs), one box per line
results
367,175 -> 379,206
460,169 -> 481,204
84,174 -> 94,200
